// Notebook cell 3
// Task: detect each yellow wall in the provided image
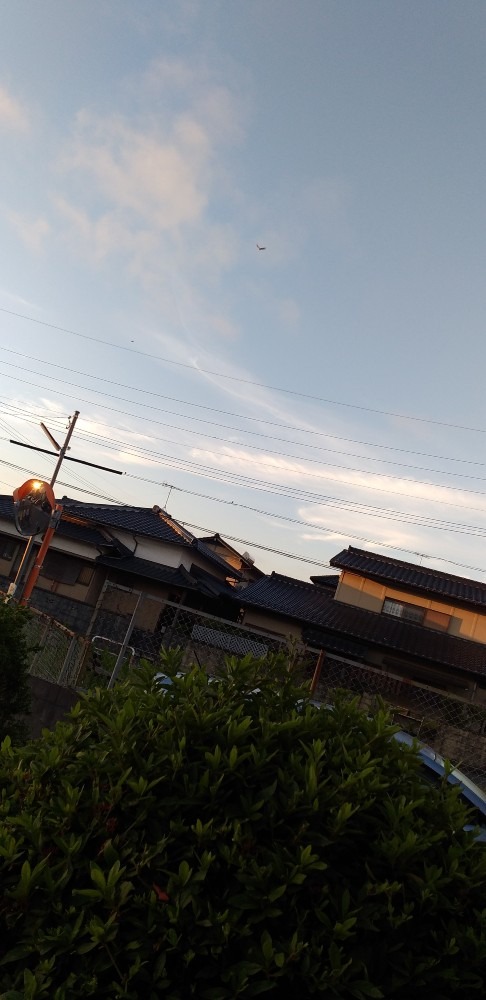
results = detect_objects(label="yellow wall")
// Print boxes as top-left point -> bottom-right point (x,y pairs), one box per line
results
335,570 -> 486,644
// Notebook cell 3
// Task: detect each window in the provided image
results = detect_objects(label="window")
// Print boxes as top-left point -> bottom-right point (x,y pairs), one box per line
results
77,564 -> 94,586
383,598 -> 423,623
0,537 -> 18,561
382,598 -> 450,632
41,553 -> 82,585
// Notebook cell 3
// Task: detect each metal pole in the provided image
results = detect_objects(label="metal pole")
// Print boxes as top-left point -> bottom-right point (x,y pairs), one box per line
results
20,507 -> 62,605
310,649 -> 326,695
8,412 -> 80,603
108,593 -> 144,689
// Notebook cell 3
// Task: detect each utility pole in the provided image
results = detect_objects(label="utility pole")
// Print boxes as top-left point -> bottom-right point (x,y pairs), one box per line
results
8,412 -> 80,603
8,409 -> 122,605
9,408 -> 124,609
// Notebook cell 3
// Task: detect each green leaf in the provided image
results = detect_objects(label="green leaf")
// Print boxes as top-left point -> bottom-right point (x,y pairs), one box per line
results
261,930 -> 273,963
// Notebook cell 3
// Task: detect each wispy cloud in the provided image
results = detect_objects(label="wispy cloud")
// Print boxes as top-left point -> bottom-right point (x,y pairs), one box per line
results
0,85 -> 30,132
6,211 -> 50,253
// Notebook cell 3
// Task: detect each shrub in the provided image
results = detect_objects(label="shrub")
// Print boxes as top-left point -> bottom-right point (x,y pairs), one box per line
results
0,601 -> 31,744
1,652 -> 486,999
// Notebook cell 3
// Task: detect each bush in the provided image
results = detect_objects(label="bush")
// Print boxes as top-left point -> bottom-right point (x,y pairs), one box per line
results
1,652 -> 486,999
0,601 -> 31,744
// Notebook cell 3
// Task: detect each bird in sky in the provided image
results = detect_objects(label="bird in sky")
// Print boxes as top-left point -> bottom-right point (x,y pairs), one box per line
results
256,244 -> 266,250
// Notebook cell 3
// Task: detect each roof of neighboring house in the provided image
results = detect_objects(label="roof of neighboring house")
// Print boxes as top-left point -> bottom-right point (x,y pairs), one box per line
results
61,500 -> 194,546
240,573 -> 331,623
0,495 -> 107,546
309,574 -> 340,591
198,534 -> 264,576
189,564 -> 239,599
96,554 -> 197,590
96,553 -> 237,600
330,546 -> 486,610
53,519 -> 108,546
238,571 -> 486,678
193,539 -> 243,579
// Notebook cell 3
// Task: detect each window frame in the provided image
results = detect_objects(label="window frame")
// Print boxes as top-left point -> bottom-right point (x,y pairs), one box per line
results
382,597 -> 451,632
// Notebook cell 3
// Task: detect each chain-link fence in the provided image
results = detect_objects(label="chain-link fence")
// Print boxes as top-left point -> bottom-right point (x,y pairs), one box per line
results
313,652 -> 486,791
20,605 -> 89,686
7,579 -> 486,791
81,583 -> 310,688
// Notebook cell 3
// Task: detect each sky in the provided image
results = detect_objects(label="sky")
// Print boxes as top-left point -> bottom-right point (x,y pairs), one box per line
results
1,1 -> 486,582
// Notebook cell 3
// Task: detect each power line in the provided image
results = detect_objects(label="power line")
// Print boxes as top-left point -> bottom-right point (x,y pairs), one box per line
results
4,346 -> 486,468
4,399 -> 486,521
48,423 -> 486,516
1,305 -> 486,433
3,365 -> 486,504
54,426 -> 486,534
3,454 -> 486,578
120,466 -> 486,539
2,353 -> 486,479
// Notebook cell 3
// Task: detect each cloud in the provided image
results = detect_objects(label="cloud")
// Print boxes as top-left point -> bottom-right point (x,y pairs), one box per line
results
0,85 -> 29,132
6,211 -> 50,253
60,111 -> 210,230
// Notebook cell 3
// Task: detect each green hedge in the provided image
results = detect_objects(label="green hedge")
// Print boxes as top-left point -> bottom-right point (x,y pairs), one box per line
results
1,652 -> 486,998
0,602 -> 31,745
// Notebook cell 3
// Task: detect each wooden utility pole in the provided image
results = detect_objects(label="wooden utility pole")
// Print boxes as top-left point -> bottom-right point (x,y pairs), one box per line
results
8,410 -> 122,604
8,413 -> 80,602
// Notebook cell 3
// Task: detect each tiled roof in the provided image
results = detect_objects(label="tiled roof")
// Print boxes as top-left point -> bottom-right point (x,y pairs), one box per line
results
189,564 -> 239,598
198,534 -> 264,576
54,519 -> 108,546
302,601 -> 486,677
61,501 -> 194,546
238,572 -> 486,678
240,573 -> 331,622
96,554 -> 197,589
193,539 -> 243,578
0,496 -> 106,546
309,574 -> 340,591
330,546 -> 486,609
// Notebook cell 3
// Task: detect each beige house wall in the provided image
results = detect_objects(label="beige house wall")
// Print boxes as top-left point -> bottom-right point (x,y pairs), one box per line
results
240,607 -> 300,641
335,570 -> 486,644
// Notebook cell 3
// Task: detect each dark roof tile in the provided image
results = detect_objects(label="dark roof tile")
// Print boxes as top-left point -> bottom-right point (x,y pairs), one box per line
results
96,554 -> 197,589
60,501 -> 194,546
330,546 -> 486,609
193,539 -> 243,578
0,496 -> 106,546
238,572 -> 486,678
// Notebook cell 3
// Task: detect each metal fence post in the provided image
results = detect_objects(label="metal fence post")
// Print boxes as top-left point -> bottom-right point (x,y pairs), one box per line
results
57,634 -> 79,686
107,592 -> 144,689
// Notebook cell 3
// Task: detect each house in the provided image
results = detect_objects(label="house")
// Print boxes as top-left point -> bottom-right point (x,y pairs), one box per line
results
237,547 -> 486,703
0,496 -> 261,632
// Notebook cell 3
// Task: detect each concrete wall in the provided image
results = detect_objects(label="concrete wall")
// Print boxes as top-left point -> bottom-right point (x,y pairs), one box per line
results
29,589 -> 94,633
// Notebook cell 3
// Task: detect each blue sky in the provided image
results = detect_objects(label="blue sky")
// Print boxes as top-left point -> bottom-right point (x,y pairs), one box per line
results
1,1 -> 486,580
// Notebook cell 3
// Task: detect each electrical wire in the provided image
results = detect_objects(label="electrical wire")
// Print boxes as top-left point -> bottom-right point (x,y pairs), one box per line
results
38,423 -> 486,517
2,348 -> 486,469
3,365 -> 486,504
2,305 -> 486,433
3,356 -> 486,482
3,455 -> 486,578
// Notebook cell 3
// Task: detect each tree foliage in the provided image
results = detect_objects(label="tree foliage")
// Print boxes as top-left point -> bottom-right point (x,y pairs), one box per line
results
0,601 -> 31,745
0,652 -> 486,999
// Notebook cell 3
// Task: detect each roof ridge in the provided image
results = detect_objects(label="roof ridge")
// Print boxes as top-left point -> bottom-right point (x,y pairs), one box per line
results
333,546 -> 486,591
